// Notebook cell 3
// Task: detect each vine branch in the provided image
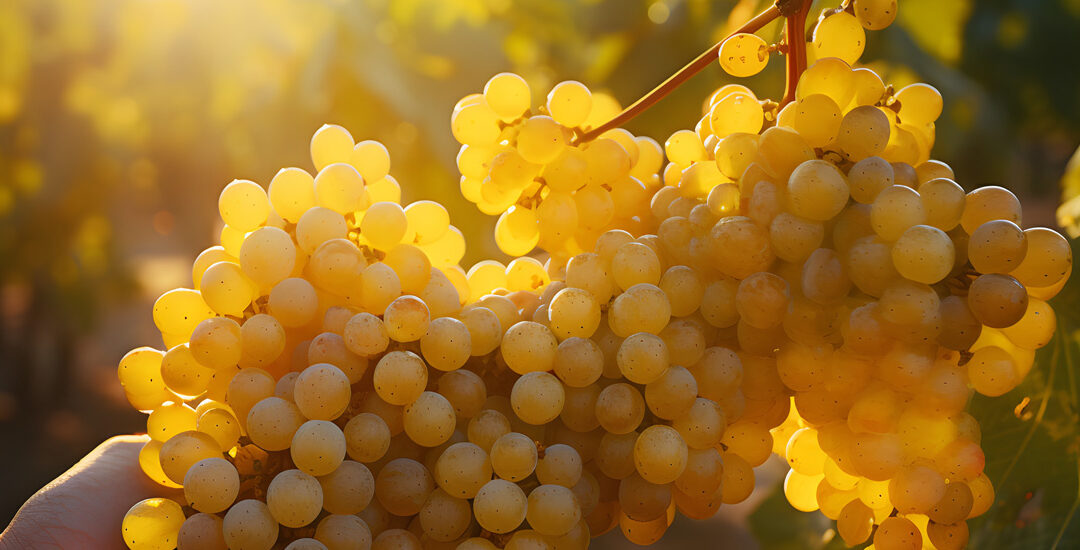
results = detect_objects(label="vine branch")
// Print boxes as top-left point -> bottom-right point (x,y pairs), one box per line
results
781,0 -> 813,105
575,2 -> 785,144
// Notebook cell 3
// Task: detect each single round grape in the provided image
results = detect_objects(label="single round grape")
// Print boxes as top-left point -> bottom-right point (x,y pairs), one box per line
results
837,105 -> 889,162
402,391 -> 456,447
291,420 -> 347,476
318,460 -> 375,515
874,516 -> 922,550
708,92 -> 763,137
967,273 -> 1028,328
891,224 -> 955,284
511,371 -> 565,425
969,219 -> 1027,274
871,184 -> 926,241
434,441 -> 494,499
792,94 -> 842,147
854,0 -> 898,30
811,11 -> 865,65
159,430 -> 221,484
373,351 -> 428,406
501,321 -> 558,374
546,81 -> 592,128
314,163 -> 368,215
490,432 -> 538,481
314,515 -> 371,550
266,469 -> 323,528
896,82 -> 944,125
595,383 -> 645,434
219,179 -> 269,232
548,287 -> 601,340
967,346 -> 1019,397
176,513 -> 226,550
374,458 -> 433,516
122,497 -> 185,550
484,72 -> 531,121
451,101 -> 500,146
360,202 -> 407,251
718,33 -> 769,78
269,277 -> 319,327
1011,227 -> 1072,288
634,424 -> 688,484
473,479 -> 528,534
536,443 -> 582,487
960,185 -> 1022,234
183,457 -> 239,514
919,177 -> 966,231
526,484 -> 582,536
294,363 -> 352,420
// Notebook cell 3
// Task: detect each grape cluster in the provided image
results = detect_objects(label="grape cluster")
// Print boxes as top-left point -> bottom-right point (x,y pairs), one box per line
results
117,2 -> 1071,549
453,74 -> 664,261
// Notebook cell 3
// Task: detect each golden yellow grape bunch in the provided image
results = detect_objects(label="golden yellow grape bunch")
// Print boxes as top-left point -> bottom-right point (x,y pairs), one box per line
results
117,1 -> 1071,549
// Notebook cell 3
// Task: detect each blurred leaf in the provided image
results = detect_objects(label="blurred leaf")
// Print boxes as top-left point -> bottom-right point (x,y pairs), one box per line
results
896,0 -> 973,63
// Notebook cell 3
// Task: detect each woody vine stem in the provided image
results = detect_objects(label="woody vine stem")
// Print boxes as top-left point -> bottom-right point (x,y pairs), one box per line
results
576,0 -> 815,144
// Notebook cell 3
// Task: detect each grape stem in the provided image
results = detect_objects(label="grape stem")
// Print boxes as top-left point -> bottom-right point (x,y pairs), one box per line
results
574,2 -> 784,144
780,0 -> 814,105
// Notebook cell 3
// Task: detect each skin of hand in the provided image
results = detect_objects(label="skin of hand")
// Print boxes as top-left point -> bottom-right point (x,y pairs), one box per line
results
0,435 -> 183,550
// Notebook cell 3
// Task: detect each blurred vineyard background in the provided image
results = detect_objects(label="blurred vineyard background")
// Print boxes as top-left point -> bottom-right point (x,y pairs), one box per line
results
2,0 -> 1080,546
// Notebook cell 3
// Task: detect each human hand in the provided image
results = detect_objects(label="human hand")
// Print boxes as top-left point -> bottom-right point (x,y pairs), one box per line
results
0,435 -> 182,550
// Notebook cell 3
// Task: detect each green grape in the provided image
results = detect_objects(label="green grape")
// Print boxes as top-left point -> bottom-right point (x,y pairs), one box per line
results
720,452 -> 755,504
546,81 -> 592,128
536,443 -> 582,487
517,115 -> 567,164
291,420 -> 347,476
490,431 -> 538,481
473,479 -> 528,533
718,33 -> 769,78
874,516 -> 922,550
246,396 -> 305,451
317,460 -> 375,516
434,441 -> 494,498
315,515 -> 371,550
854,0 -> 898,30
183,457 -> 239,514
796,57 -> 854,108
296,206 -> 347,254
634,424 -> 688,484
837,106 -> 890,162
294,363 -> 352,420
735,271 -> 790,328
122,497 -> 185,550
344,412 -> 391,464
159,430 -> 222,484
548,287 -> 601,340
314,163 -> 369,215
403,391 -> 456,447
811,11 -> 865,65
176,513 -> 226,550
360,201 -> 407,251
896,82 -> 944,125
967,273 -> 1028,328
665,129 -> 706,165
527,484 -> 582,536
1011,227 -> 1072,287
501,321 -> 558,374
708,92 -> 763,137
783,469 -> 824,512
219,179 -> 270,232
891,224 -> 955,284
511,371 -> 565,425
792,94 -> 842,147
373,351 -> 428,406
